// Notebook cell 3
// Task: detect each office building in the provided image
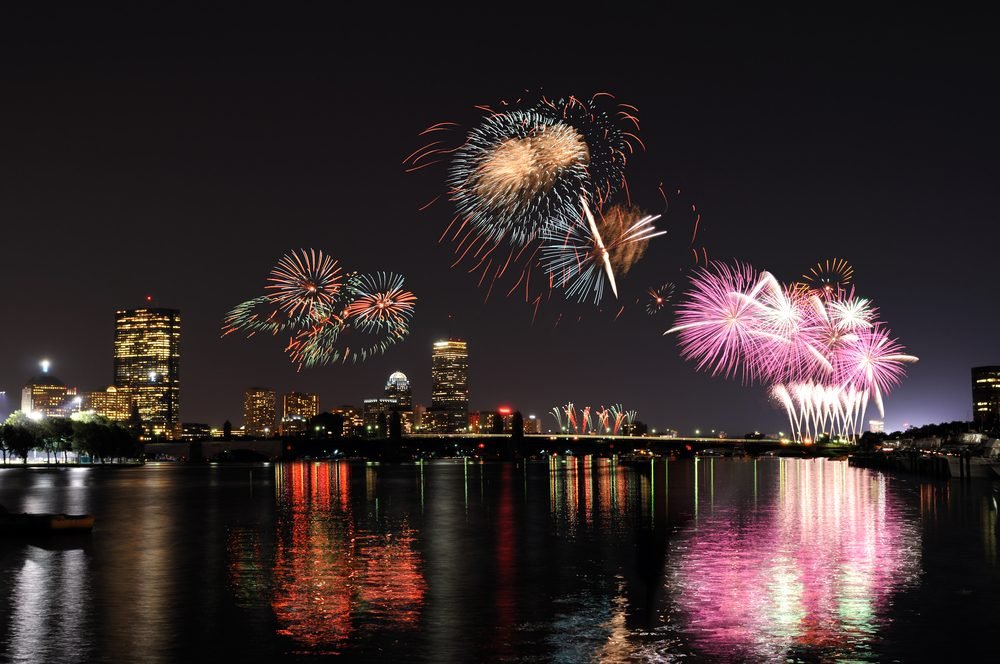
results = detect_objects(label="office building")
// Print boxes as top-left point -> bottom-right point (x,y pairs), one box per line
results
80,386 -> 132,422
114,307 -> 181,439
869,420 -> 885,434
972,366 -> 1000,430
428,339 -> 469,433
244,387 -> 277,438
524,414 -> 541,435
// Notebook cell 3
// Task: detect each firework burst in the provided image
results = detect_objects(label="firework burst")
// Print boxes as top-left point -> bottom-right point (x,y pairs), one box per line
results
447,109 -> 591,248
344,272 -> 417,333
265,248 -> 343,318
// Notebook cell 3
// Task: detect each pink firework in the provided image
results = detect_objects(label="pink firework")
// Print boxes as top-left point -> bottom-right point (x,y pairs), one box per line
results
834,324 -> 918,417
666,261 -> 771,383
668,260 -> 917,440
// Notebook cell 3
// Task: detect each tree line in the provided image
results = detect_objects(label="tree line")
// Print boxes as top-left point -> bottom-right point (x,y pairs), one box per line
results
0,411 -> 142,464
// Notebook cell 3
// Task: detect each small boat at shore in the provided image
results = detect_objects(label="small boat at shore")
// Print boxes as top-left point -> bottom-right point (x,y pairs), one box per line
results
0,506 -> 95,533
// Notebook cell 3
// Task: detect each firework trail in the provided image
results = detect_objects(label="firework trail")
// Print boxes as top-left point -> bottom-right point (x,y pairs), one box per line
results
667,260 -> 917,441
541,197 -> 664,304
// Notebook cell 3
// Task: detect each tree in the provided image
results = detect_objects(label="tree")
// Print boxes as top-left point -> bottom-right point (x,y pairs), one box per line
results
375,412 -> 388,439
1,412 -> 41,463
43,417 -> 74,463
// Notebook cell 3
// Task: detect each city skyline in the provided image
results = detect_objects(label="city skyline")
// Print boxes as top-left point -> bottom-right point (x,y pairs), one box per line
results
0,7 -> 996,433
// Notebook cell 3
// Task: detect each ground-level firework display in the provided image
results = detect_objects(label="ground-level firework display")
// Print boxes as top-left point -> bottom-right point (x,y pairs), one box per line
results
549,403 -> 637,435
667,260 -> 917,442
223,249 -> 416,369
406,93 -> 702,316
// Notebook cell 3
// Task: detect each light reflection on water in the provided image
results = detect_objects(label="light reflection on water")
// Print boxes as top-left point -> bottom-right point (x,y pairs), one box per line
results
0,458 -> 996,661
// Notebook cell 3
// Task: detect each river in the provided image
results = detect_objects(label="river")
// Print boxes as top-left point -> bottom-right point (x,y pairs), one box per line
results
0,458 -> 996,662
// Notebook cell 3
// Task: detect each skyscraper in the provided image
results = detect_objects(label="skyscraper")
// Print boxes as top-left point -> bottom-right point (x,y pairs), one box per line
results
384,371 -> 413,433
113,307 -> 181,439
429,339 -> 469,433
244,388 -> 277,438
972,366 -> 1000,430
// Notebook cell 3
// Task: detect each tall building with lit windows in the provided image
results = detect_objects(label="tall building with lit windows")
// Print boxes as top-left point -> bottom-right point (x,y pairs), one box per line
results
972,366 -> 1000,430
281,392 -> 319,435
428,339 -> 468,433
113,308 -> 181,439
244,388 -> 277,438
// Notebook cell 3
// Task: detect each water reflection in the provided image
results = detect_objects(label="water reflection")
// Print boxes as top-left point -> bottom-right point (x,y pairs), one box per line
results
262,462 -> 425,653
667,459 -> 922,661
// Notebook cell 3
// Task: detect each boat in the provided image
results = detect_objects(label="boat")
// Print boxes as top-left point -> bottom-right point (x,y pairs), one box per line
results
0,507 -> 95,533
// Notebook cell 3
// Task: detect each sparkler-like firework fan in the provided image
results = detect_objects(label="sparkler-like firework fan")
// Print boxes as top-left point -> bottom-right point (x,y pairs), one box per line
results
667,260 -> 916,442
795,258 -> 854,298
223,252 -> 417,370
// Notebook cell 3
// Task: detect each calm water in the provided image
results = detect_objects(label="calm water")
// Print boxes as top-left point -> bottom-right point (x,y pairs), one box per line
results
0,458 -> 996,662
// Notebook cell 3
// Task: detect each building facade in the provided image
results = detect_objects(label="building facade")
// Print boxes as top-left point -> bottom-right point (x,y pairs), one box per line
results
113,307 -> 181,439
429,339 -> 469,433
244,387 -> 277,438
972,366 -> 1000,430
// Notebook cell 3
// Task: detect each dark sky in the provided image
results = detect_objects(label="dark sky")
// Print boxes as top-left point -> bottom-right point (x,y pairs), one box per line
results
0,5 -> 996,434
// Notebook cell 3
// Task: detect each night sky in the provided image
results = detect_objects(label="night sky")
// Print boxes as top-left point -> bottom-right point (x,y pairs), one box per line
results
1,6 -> 996,434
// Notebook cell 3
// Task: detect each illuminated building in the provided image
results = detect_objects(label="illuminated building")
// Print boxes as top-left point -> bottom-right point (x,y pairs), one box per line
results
468,407 -> 514,433
182,423 -> 211,441
363,397 -> 398,436
330,405 -> 364,437
282,392 -> 319,436
972,366 -> 1000,430
244,387 -> 277,438
524,414 -> 541,435
869,420 -> 885,434
412,404 -> 426,431
113,307 -> 181,439
428,339 -> 469,433
80,386 -> 132,422
21,374 -> 72,417
384,371 -> 413,432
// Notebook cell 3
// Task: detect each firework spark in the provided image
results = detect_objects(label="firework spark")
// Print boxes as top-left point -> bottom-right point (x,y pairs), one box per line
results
645,282 -> 676,315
